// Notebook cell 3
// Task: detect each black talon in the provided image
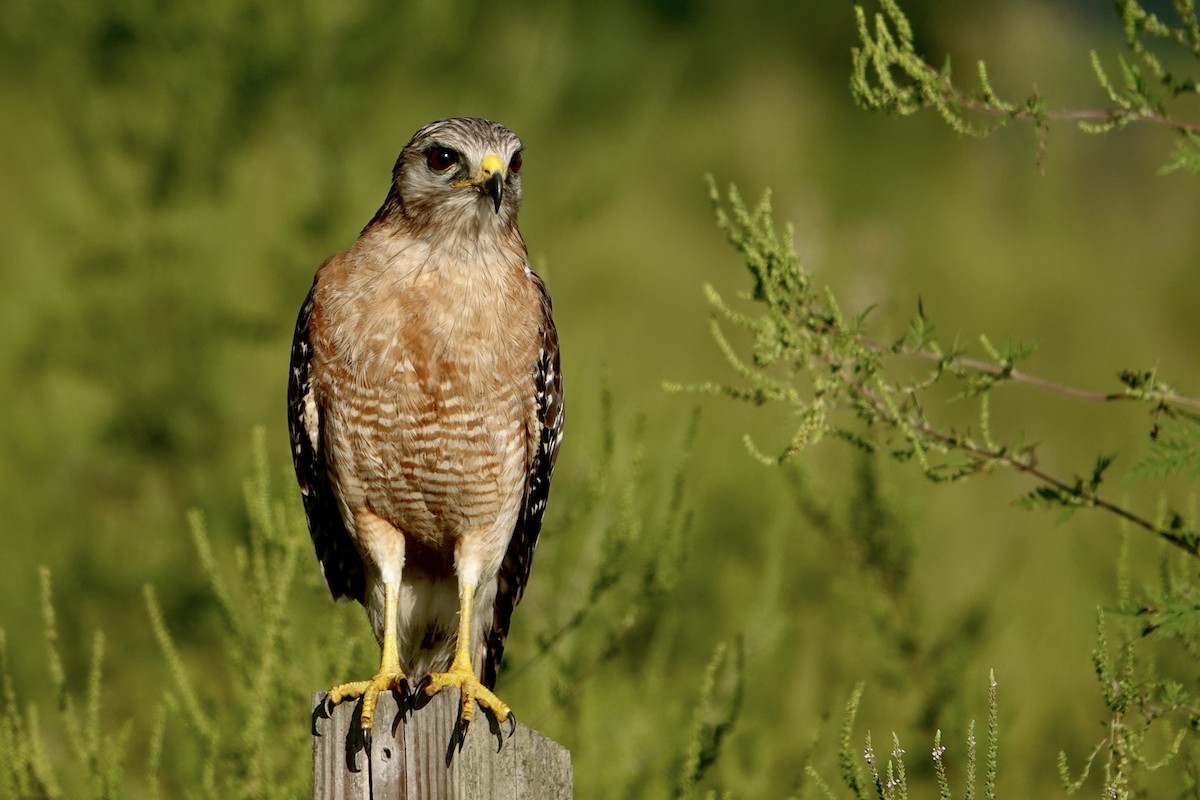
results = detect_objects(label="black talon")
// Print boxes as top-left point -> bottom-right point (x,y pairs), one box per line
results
506,712 -> 516,738
363,727 -> 373,755
410,675 -> 436,711
457,715 -> 471,749
311,694 -> 332,736
445,714 -> 470,766
393,679 -> 413,716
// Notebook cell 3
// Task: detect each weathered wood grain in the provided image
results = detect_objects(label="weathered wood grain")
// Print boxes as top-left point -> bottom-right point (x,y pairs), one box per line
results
311,690 -> 573,799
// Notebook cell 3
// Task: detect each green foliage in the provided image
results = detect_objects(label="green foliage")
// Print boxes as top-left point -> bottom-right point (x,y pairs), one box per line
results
0,570 -> 134,800
0,432 -> 344,800
796,676 -> 1003,800
687,4 -> 1200,781
693,176 -> 1200,793
852,0 -> 1200,170
1129,419 -> 1200,480
806,674 -> 999,800
142,427 -> 338,799
1056,547 -> 1200,798
675,639 -> 745,799
693,180 -> 1200,558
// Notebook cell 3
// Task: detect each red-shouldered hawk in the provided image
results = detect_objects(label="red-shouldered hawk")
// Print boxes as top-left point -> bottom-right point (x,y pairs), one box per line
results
287,118 -> 563,746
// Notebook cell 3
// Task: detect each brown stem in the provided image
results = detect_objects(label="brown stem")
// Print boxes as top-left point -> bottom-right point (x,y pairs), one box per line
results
965,99 -> 1200,135
914,416 -> 1199,557
943,73 -> 1200,134
853,331 -> 1200,412
838,363 -> 1200,558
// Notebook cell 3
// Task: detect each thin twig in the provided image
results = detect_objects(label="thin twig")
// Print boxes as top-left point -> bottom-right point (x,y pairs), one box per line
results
858,332 -> 1200,412
960,96 -> 1200,135
844,369 -> 1200,558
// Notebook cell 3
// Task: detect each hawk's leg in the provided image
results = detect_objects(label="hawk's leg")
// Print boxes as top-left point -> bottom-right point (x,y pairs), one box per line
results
325,581 -> 408,731
422,581 -> 515,739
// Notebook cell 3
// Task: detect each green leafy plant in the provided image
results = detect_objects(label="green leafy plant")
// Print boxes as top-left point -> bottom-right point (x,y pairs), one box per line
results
685,7 -> 1200,776
1056,532 -> 1200,798
675,639 -> 745,799
852,0 -> 1200,173
681,176 -> 1200,795
800,676 -> 1000,800
0,569 -> 138,800
677,179 -> 1200,559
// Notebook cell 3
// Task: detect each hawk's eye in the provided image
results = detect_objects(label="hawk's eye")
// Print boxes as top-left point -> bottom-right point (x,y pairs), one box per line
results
425,147 -> 460,172
509,150 -> 523,175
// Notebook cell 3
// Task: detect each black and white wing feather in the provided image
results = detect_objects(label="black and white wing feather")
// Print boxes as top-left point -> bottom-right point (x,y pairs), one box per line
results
483,274 -> 564,689
287,278 -> 367,604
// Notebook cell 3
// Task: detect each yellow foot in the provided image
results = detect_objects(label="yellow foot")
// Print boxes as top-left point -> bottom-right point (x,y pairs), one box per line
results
324,667 -> 409,731
421,663 -> 516,744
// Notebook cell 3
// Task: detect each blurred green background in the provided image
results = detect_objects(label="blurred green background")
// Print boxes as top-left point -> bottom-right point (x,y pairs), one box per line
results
2,0 -> 1199,796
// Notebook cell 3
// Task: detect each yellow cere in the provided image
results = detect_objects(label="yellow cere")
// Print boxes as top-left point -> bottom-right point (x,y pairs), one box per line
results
478,153 -> 504,179
450,152 -> 505,188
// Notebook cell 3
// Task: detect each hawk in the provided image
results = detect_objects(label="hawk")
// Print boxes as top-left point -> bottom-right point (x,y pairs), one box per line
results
288,118 -> 563,741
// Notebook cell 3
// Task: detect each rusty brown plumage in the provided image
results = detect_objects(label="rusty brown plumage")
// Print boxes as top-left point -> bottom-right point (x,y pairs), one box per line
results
288,118 -> 563,735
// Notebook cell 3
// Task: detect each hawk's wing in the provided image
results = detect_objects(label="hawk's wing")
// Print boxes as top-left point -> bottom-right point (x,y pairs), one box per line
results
288,274 -> 367,604
483,273 -> 564,689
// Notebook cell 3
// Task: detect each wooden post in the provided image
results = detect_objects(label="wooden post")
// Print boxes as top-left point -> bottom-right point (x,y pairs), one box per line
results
312,690 -> 573,799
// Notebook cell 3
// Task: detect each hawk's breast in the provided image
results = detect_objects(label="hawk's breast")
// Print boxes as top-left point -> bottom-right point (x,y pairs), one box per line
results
313,251 -> 541,561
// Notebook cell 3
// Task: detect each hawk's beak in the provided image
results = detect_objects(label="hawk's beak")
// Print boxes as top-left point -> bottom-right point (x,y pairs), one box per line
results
477,153 -> 505,213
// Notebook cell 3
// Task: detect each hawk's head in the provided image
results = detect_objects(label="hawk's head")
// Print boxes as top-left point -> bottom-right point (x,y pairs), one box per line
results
385,118 -> 524,237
